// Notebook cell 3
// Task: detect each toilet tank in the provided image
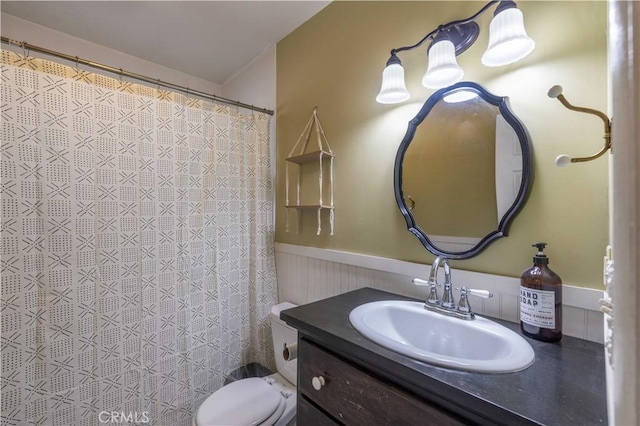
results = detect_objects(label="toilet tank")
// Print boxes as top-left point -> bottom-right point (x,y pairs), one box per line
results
270,302 -> 298,386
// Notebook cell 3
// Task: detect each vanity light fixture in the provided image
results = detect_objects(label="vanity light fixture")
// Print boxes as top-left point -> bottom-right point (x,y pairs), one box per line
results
376,0 -> 535,104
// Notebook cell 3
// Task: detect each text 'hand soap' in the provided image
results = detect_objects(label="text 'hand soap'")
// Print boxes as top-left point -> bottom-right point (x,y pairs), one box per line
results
520,242 -> 562,342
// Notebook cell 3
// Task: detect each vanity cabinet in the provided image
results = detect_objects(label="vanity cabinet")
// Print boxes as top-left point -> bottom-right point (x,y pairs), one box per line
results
282,288 -> 608,426
297,337 -> 466,425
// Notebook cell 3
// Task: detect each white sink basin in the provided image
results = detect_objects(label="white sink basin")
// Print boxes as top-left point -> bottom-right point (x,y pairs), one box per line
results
349,300 -> 535,373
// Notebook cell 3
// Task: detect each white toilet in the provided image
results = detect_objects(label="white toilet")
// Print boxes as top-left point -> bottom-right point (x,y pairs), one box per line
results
194,302 -> 298,426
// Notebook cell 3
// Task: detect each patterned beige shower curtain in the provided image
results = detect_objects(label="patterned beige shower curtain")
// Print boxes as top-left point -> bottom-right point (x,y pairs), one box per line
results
0,50 -> 278,426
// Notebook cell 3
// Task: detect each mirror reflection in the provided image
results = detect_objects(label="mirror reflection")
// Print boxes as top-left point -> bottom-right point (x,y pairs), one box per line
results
394,83 -> 533,259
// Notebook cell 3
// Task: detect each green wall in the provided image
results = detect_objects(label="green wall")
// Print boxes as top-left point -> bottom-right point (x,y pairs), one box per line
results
276,1 -> 608,289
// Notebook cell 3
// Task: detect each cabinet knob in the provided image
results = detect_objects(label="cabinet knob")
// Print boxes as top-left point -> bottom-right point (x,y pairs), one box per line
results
311,375 -> 326,390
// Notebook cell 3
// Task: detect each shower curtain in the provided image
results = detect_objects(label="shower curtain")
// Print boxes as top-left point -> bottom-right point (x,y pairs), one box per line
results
0,50 -> 278,426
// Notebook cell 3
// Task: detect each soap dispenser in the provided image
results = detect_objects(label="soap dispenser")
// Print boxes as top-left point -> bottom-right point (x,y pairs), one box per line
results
520,242 -> 562,342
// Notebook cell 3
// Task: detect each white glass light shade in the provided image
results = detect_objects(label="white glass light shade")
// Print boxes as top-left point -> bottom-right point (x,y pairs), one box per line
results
482,7 -> 535,67
421,39 -> 464,89
376,63 -> 410,104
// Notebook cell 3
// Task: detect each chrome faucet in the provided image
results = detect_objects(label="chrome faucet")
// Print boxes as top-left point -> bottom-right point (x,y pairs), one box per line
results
413,256 -> 493,320
440,260 -> 456,310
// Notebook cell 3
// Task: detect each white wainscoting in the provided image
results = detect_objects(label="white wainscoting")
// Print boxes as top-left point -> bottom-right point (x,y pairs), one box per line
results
275,243 -> 604,343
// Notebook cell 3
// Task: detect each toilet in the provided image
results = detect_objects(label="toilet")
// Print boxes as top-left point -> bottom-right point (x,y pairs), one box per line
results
194,302 -> 298,426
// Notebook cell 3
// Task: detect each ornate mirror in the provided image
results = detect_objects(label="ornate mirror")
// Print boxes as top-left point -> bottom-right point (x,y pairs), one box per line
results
394,82 -> 533,259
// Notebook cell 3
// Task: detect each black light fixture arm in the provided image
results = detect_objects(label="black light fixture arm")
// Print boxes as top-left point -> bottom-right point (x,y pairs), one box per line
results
388,0 -> 501,57
389,27 -> 440,56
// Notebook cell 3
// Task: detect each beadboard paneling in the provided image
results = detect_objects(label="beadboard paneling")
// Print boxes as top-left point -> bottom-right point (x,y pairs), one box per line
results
275,243 -> 604,343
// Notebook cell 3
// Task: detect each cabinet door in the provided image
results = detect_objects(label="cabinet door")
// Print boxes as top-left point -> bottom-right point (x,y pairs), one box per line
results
298,338 -> 466,425
298,395 -> 340,426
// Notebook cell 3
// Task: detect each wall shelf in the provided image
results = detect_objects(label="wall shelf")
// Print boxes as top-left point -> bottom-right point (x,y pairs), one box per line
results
286,150 -> 334,165
285,205 -> 334,210
285,108 -> 334,235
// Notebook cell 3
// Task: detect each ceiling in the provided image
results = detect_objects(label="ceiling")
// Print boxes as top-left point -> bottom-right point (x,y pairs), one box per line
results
1,1 -> 331,85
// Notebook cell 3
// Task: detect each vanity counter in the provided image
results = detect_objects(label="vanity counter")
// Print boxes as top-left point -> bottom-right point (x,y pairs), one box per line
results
281,287 -> 607,425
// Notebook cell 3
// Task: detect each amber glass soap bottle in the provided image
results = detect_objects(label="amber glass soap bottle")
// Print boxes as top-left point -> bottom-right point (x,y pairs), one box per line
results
520,242 -> 563,342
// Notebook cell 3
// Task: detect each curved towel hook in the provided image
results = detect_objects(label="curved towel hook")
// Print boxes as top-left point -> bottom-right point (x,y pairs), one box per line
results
548,85 -> 612,167
407,195 -> 415,211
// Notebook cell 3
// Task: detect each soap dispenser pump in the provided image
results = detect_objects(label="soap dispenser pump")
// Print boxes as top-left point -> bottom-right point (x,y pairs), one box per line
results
520,242 -> 563,342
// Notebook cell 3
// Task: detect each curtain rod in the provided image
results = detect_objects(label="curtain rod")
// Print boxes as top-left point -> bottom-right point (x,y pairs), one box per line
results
1,37 -> 274,116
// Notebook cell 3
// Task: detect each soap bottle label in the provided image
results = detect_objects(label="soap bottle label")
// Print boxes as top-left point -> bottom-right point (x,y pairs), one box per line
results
520,287 -> 556,329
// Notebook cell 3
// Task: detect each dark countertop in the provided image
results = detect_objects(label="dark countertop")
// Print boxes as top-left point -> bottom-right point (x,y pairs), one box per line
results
281,287 -> 607,426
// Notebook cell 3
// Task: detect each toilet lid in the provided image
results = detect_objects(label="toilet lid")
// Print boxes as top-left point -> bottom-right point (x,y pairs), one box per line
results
257,395 -> 286,426
196,378 -> 283,426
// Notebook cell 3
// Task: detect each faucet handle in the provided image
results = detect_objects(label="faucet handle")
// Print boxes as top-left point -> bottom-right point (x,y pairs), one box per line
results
413,278 -> 438,287
459,287 -> 493,299
413,278 -> 441,306
455,287 -> 493,319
